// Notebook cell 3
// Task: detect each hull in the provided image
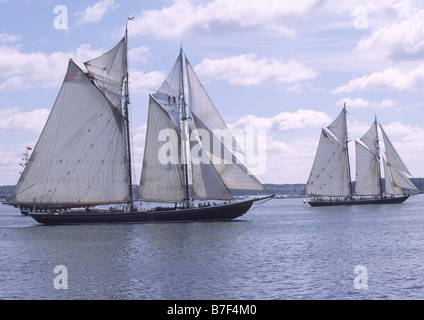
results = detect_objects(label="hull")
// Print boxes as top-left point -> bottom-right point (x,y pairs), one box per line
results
307,195 -> 410,207
28,199 -> 259,225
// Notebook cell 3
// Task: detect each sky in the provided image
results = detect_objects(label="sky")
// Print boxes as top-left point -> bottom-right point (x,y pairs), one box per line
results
1,0 -> 424,186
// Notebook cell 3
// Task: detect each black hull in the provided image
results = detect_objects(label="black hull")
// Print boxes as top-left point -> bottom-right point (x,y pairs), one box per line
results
307,195 -> 410,207
28,199 -> 260,225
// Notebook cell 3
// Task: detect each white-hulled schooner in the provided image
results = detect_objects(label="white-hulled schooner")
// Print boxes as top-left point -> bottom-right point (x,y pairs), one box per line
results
304,105 -> 418,206
5,23 -> 272,224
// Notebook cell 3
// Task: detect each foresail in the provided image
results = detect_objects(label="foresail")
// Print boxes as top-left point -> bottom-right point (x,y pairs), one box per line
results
9,60 -> 130,205
304,129 -> 351,197
185,56 -> 266,194
137,96 -> 185,203
84,37 -> 127,110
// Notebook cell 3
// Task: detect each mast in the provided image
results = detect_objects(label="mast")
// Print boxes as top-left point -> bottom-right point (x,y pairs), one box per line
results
344,103 -> 354,199
374,116 -> 384,196
124,18 -> 134,207
179,47 -> 190,205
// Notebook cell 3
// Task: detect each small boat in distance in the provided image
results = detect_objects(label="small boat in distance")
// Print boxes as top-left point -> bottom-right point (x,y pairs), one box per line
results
304,105 -> 418,207
5,21 -> 272,224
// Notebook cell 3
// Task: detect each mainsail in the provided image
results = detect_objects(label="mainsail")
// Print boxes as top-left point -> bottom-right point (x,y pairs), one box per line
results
9,60 -> 130,206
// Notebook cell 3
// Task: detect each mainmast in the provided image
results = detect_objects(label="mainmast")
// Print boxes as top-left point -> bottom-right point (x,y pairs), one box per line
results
344,103 -> 354,199
124,18 -> 134,207
179,47 -> 191,206
374,116 -> 384,196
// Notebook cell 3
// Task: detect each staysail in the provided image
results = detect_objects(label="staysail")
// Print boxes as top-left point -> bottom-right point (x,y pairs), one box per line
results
9,60 -> 130,206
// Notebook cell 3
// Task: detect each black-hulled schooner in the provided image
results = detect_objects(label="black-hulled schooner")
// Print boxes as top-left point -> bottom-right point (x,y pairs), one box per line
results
304,106 -> 418,207
6,25 -> 272,224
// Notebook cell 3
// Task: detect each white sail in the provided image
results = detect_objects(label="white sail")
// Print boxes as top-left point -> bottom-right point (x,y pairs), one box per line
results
380,125 -> 411,175
360,120 -> 379,154
327,106 -> 348,144
304,129 -> 351,197
189,124 -> 233,200
84,37 -> 127,110
151,51 -> 183,131
355,120 -> 381,196
138,96 -> 185,203
355,141 -> 380,196
377,124 -> 418,194
9,60 -> 130,205
185,57 -> 266,194
383,159 -> 404,195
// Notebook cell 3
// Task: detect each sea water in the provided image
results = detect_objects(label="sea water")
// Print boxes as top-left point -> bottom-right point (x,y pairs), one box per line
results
0,195 -> 423,300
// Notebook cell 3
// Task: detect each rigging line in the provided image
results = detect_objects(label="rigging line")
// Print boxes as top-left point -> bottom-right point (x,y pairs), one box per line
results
127,48 -> 181,87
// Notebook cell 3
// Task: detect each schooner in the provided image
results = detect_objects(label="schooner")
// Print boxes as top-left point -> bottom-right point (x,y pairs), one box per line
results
304,106 -> 418,206
5,23 -> 272,224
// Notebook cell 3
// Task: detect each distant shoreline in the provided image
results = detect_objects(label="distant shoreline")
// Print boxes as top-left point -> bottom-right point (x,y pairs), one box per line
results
2,179 -> 424,200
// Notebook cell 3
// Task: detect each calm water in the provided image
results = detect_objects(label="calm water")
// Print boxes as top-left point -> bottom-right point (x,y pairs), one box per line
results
1,196 -> 423,300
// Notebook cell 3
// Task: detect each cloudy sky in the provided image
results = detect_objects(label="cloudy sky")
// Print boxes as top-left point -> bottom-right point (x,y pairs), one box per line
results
1,0 -> 424,186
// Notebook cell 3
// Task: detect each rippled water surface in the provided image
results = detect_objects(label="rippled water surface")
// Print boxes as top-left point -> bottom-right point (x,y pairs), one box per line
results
1,196 -> 423,300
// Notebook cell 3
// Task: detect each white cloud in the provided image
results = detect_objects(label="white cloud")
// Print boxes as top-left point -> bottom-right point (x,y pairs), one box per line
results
194,54 -> 317,86
129,46 -> 152,64
130,0 -> 320,39
229,109 -> 331,132
332,65 -> 424,93
0,33 -> 20,43
75,0 -> 119,25
129,0 -> 421,39
0,44 -> 104,92
355,9 -> 424,61
227,109 -> 332,183
335,97 -> 396,109
128,69 -> 166,94
381,122 -> 424,172
0,107 -> 49,134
